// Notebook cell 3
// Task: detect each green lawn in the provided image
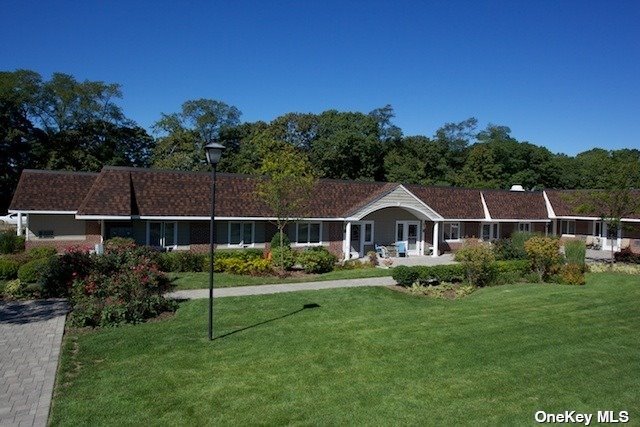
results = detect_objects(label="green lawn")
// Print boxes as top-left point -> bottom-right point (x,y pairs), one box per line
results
51,273 -> 640,425
170,267 -> 394,290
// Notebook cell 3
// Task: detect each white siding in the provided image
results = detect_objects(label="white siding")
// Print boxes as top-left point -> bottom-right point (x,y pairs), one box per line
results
27,214 -> 85,241
350,185 -> 440,220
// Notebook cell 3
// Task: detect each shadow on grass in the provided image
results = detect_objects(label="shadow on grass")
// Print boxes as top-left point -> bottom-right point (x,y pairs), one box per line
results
215,303 -> 321,340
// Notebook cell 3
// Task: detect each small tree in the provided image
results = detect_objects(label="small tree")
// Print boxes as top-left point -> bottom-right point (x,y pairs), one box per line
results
256,143 -> 316,270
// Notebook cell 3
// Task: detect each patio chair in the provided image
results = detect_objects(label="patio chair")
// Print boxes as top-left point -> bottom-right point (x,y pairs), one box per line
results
375,244 -> 388,258
396,241 -> 407,257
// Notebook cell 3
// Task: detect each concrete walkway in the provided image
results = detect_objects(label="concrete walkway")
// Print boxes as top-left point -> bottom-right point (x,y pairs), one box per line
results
0,299 -> 68,427
168,276 -> 396,300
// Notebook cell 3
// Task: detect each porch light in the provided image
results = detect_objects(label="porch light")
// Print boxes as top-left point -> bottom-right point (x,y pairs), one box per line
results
205,142 -> 226,166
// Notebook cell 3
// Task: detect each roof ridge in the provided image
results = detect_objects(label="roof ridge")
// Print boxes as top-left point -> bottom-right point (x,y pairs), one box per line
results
21,169 -> 99,176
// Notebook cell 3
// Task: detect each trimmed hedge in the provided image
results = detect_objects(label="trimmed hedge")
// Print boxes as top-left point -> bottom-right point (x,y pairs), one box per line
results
28,246 -> 58,260
158,251 -> 206,272
393,264 -> 466,286
298,247 -> 337,273
494,259 -> 531,276
18,257 -> 52,283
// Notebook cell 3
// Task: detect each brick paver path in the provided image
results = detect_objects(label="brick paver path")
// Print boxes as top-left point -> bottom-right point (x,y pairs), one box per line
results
167,276 -> 396,300
0,299 -> 68,427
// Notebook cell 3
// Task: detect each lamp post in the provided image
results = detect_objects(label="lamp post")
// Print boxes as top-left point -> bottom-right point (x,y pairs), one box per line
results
205,142 -> 226,340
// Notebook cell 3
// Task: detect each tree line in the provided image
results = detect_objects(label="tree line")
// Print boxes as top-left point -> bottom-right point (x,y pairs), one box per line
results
2,69 -> 639,213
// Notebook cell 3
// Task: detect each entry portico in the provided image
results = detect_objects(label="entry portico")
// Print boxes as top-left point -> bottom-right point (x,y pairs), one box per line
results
343,185 -> 444,260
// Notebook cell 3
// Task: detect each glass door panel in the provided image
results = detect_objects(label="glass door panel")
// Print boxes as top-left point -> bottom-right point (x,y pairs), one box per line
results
407,223 -> 418,251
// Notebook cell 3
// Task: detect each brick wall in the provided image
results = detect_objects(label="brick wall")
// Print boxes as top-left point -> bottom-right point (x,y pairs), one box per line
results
326,222 -> 343,257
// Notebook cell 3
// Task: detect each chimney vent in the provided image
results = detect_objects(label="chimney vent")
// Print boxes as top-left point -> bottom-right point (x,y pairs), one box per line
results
510,185 -> 525,192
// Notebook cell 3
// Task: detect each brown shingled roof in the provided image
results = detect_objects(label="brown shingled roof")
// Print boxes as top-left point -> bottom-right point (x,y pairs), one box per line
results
9,170 -> 98,212
544,189 -> 640,219
483,190 -> 549,220
405,185 -> 485,219
76,167 -> 392,218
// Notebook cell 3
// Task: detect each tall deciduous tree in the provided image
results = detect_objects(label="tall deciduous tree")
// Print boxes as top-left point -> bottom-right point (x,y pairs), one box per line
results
152,99 -> 241,171
456,144 -> 502,188
256,143 -> 316,268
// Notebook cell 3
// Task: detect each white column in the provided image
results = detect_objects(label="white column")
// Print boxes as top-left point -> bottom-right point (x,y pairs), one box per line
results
344,222 -> 352,261
432,222 -> 440,258
100,220 -> 105,243
552,220 -> 557,236
16,212 -> 22,236
24,214 -> 29,241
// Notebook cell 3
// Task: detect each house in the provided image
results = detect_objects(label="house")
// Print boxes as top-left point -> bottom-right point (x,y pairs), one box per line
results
8,166 -> 640,257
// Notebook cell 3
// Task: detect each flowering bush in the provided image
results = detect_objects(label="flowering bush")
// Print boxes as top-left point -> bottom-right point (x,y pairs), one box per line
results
561,263 -> 586,286
41,240 -> 176,327
524,236 -> 562,282
40,246 -> 94,297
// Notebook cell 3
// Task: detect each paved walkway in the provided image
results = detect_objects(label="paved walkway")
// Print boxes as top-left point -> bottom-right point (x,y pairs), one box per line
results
0,299 -> 69,427
168,276 -> 396,300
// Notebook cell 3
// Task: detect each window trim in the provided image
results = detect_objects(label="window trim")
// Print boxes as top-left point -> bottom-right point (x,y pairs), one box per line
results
480,222 -> 500,241
443,222 -> 461,242
295,221 -> 323,246
518,222 -> 531,233
146,221 -> 178,249
362,221 -> 374,245
227,221 -> 255,248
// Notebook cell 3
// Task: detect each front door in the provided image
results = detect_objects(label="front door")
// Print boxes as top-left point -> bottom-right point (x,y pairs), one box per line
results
350,224 -> 362,258
396,221 -> 421,256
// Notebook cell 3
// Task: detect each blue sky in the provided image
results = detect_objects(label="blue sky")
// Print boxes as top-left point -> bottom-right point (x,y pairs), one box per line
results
2,0 -> 639,155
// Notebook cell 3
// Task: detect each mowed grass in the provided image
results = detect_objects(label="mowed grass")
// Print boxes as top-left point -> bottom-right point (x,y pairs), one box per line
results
51,273 -> 640,426
170,267 -> 393,290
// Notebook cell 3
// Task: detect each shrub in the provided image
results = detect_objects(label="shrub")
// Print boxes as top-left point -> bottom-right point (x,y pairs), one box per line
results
564,240 -> 586,269
407,283 -> 476,299
414,264 -> 466,282
492,232 -> 535,260
366,251 -> 379,267
561,263 -> 586,286
590,263 -> 640,274
336,259 -> 373,270
524,236 -> 562,282
18,257 -> 52,283
392,265 -> 420,287
28,246 -> 58,260
203,249 -> 265,272
494,259 -> 531,276
270,231 -> 291,249
298,247 -> 337,273
3,279 -> 23,298
614,248 -> 640,264
0,258 -> 20,279
0,231 -> 25,254
270,246 -> 296,271
68,246 -> 176,328
40,246 -> 94,297
158,251 -> 205,272
454,242 -> 496,287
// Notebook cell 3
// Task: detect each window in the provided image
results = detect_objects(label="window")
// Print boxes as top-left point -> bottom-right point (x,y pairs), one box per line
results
443,222 -> 460,241
228,222 -> 254,247
594,221 -> 603,237
481,223 -> 499,241
363,222 -> 374,244
147,222 -> 178,248
560,220 -> 576,235
518,222 -> 531,232
296,222 -> 321,245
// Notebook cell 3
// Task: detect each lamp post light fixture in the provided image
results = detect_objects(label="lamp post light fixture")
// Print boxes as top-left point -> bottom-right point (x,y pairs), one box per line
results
204,142 -> 226,340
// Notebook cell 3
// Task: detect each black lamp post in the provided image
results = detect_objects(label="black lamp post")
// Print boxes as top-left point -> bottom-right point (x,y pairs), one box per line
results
205,142 -> 225,340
